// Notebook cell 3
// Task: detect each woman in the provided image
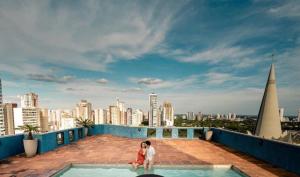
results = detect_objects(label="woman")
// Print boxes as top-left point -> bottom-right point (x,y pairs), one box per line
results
129,141 -> 147,169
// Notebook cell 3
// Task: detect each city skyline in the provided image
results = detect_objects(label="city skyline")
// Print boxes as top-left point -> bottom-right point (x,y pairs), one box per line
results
0,1 -> 300,114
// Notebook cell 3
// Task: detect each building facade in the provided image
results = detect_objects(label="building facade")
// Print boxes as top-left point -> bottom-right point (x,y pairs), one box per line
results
132,109 -> 143,126
126,108 -> 132,126
94,108 -> 107,124
3,103 -> 17,135
162,102 -> 174,126
75,100 -> 92,120
187,112 -> 194,120
21,92 -> 38,108
14,107 -> 40,133
149,93 -> 158,127
109,106 -> 120,125
0,79 -> 2,105
298,109 -> 300,122
0,107 -> 4,135
279,108 -> 284,122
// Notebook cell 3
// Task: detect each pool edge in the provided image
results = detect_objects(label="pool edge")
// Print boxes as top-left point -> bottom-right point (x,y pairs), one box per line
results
50,163 -> 250,177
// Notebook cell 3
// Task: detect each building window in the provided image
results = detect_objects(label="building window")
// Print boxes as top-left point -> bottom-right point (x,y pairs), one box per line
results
56,132 -> 64,145
69,130 -> 74,142
163,128 -> 172,138
147,128 -> 156,138
178,129 -> 187,138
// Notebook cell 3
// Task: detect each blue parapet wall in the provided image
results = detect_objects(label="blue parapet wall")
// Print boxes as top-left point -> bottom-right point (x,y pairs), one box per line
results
37,127 -> 84,154
211,128 -> 300,176
0,134 -> 24,160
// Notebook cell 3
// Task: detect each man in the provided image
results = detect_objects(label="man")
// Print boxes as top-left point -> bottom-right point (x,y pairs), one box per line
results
144,140 -> 155,170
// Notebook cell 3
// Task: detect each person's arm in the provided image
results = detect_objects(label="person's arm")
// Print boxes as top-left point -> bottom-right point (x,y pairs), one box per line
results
142,148 -> 146,155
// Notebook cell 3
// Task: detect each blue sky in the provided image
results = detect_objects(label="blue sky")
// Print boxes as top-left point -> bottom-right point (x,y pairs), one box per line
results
0,0 -> 299,115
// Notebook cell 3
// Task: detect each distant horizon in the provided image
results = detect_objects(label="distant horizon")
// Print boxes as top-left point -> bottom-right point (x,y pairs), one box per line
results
0,1 -> 299,115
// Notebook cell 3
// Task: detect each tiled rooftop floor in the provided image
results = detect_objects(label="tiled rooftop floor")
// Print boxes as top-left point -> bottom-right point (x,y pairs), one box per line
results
0,135 -> 299,177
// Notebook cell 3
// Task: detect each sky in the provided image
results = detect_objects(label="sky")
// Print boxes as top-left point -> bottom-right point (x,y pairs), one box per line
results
0,0 -> 299,115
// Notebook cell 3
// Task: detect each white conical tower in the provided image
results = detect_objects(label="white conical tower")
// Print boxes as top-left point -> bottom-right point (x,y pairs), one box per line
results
255,63 -> 282,139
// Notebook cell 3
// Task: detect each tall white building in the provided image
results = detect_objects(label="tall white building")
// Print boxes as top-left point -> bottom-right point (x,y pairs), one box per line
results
75,100 -> 92,120
48,109 -> 62,130
132,109 -> 143,126
21,92 -> 38,108
126,108 -> 132,126
109,106 -> 120,125
162,102 -> 174,126
279,108 -> 284,122
117,98 -> 126,125
149,93 -> 158,127
14,107 -> 40,134
187,112 -> 194,120
94,108 -> 107,124
14,93 -> 40,133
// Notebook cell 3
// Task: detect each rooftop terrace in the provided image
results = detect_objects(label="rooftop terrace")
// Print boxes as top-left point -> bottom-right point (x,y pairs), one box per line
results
0,125 -> 300,177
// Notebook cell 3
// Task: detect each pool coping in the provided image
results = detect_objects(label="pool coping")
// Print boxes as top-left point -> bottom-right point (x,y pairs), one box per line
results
50,163 -> 250,177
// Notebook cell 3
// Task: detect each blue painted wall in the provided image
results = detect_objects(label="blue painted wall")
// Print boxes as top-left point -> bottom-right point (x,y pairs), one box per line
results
98,124 -> 148,138
156,128 -> 163,139
187,128 -> 194,139
172,128 -> 178,138
212,128 -> 300,176
0,134 -> 24,160
37,128 -> 84,154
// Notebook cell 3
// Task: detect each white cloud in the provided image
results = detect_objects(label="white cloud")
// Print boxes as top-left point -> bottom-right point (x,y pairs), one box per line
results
96,78 -> 108,84
27,74 -> 74,83
130,75 -> 200,89
269,1 -> 300,17
176,46 -> 255,64
0,0 -> 186,74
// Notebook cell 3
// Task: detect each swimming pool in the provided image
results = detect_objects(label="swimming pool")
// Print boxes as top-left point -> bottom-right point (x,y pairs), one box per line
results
52,164 -> 248,177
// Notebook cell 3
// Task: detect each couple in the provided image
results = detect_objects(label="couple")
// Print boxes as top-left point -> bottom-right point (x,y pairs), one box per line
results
130,140 -> 155,170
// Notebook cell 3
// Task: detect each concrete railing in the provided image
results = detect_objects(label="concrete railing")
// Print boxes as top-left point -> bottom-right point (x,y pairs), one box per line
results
211,128 -> 300,176
0,134 -> 24,160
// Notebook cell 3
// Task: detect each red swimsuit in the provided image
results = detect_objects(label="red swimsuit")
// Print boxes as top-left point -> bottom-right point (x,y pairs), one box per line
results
129,149 -> 145,165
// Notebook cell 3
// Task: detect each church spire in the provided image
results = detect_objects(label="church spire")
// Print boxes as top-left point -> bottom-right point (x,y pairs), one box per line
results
254,62 -> 282,139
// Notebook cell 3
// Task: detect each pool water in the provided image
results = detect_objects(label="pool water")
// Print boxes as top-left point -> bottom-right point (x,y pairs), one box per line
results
54,165 -> 246,177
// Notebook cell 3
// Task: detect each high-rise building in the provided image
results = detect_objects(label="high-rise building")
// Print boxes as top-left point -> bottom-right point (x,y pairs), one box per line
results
116,98 -> 126,125
126,108 -> 132,126
0,78 -> 3,105
94,108 -> 107,124
39,108 -> 49,132
75,100 -> 92,120
109,106 -> 120,125
255,63 -> 282,139
60,110 -> 76,130
3,103 -> 17,135
21,92 -> 38,108
162,102 -> 174,126
232,113 -> 237,120
197,112 -> 203,121
149,93 -> 158,127
187,112 -> 194,120
298,109 -> 300,122
132,109 -> 143,126
0,106 -> 4,136
228,113 -> 232,120
279,108 -> 284,122
48,109 -> 62,130
14,107 -> 40,134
